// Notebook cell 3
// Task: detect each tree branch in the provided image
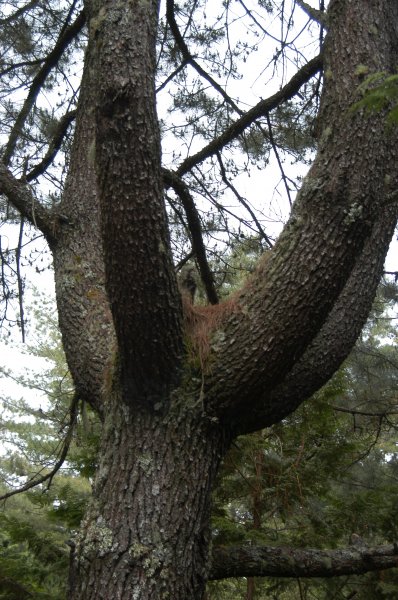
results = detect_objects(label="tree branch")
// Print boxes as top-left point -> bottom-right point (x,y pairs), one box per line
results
295,0 -> 328,27
163,168 -> 219,304
0,0 -> 39,25
0,164 -> 57,245
252,201 -> 398,434
26,109 -> 76,181
2,9 -> 85,165
210,542 -> 398,580
166,0 -> 242,115
215,152 -> 274,248
202,1 -> 398,431
176,53 -> 323,176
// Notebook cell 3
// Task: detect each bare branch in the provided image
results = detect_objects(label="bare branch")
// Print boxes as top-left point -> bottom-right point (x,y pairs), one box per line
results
15,218 -> 26,342
0,58 -> 44,78
166,0 -> 242,115
265,113 -> 293,208
215,152 -> 273,248
331,405 -> 398,418
210,542 -> 398,580
156,59 -> 188,93
163,168 -> 219,304
26,109 -> 76,182
176,53 -> 323,176
0,0 -> 39,25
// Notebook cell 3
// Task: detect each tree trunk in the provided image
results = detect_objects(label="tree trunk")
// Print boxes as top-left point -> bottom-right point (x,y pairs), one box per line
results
69,393 -> 227,600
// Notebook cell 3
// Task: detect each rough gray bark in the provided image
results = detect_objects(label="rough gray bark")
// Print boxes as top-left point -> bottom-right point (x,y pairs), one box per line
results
91,0 -> 184,404
52,38 -> 116,418
68,401 -> 227,599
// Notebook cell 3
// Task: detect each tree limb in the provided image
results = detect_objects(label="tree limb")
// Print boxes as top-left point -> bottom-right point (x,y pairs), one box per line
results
176,53 -> 323,176
26,109 -> 77,182
296,0 -> 328,27
202,1 -> 398,432
163,168 -> 219,304
0,164 -> 57,245
210,542 -> 398,580
246,196 -> 398,434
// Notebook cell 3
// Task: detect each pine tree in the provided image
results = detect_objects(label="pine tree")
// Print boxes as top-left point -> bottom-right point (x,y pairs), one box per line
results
0,1 -> 398,598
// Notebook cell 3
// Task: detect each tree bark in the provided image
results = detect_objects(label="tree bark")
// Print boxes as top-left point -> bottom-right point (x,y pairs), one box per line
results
203,0 -> 398,433
52,34 -> 116,418
68,397 -> 227,600
90,0 -> 184,405
65,1 -> 398,597
210,543 -> 398,580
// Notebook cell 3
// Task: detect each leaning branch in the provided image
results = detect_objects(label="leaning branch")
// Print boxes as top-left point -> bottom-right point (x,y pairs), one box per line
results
0,164 -> 57,245
26,109 -> 77,181
176,53 -> 323,176
210,543 -> 398,580
163,168 -> 219,304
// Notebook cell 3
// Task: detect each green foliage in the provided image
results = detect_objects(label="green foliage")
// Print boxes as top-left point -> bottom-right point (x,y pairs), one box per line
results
0,488 -> 69,599
0,292 -> 98,599
352,71 -> 398,125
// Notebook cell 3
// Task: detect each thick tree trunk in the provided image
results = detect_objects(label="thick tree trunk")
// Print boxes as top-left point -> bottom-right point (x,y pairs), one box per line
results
68,393 -> 227,600
1,0 -> 398,597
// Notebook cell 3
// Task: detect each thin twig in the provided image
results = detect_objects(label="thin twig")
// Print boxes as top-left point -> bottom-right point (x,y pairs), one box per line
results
15,217 -> 25,342
265,113 -> 293,208
166,0 -> 242,115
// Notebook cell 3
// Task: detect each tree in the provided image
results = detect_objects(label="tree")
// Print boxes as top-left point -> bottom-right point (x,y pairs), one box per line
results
0,1 -> 398,599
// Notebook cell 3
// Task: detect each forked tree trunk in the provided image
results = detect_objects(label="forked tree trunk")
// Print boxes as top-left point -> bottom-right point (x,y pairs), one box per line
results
1,0 -> 397,598
68,395 -> 227,600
